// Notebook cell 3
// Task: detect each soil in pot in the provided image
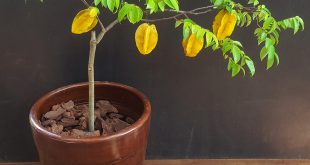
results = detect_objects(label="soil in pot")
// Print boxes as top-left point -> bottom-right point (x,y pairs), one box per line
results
40,100 -> 135,138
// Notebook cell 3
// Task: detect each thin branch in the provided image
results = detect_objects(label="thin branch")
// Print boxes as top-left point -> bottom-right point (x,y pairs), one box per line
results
96,19 -> 119,44
190,9 -> 212,15
106,19 -> 119,32
97,16 -> 106,30
142,5 -> 216,23
191,5 -> 217,12
142,13 -> 183,23
142,9 -> 214,22
142,4 -> 257,23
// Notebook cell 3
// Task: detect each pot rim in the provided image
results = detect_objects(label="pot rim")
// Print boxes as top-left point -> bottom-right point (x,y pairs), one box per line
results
29,81 -> 151,143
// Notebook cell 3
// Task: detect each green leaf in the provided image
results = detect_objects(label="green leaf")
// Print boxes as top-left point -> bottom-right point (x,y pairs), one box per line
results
245,57 -> 255,76
274,53 -> 280,65
101,0 -> 108,8
246,14 -> 252,26
248,0 -> 259,6
196,29 -> 205,40
212,34 -> 219,49
227,58 -> 233,71
296,16 -> 305,30
222,43 -> 232,55
164,0 -> 179,11
158,1 -> 166,11
183,27 -> 190,40
233,40 -> 243,48
266,46 -> 275,69
115,0 -> 120,9
232,64 -> 241,77
293,18 -> 300,34
107,0 -> 115,12
265,38 -> 274,49
118,3 -> 129,22
205,31 -> 213,48
169,0 -> 179,11
117,3 -> 143,24
260,47 -> 268,61
232,46 -> 241,63
175,20 -> 183,28
263,17 -> 273,29
146,0 -> 157,13
191,24 -> 200,34
94,0 -> 101,6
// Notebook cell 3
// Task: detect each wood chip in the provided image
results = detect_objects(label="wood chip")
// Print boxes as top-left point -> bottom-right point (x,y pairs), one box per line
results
71,129 -> 100,138
44,108 -> 66,120
108,113 -> 124,119
41,120 -> 56,127
125,117 -> 135,124
96,100 -> 118,117
61,100 -> 74,110
60,118 -> 79,127
41,100 -> 134,138
60,132 -> 70,137
63,111 -> 75,120
111,118 -> 130,132
101,118 -> 114,134
51,124 -> 63,134
52,104 -> 60,111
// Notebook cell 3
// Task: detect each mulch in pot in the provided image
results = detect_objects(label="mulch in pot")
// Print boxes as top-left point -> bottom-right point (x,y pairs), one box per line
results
40,100 -> 135,138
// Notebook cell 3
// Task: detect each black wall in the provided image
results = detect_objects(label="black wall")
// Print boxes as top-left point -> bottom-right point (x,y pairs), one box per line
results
0,0 -> 309,162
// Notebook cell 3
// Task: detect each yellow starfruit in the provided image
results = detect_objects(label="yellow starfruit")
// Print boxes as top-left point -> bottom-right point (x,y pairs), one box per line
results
212,9 -> 237,40
182,33 -> 204,57
135,23 -> 158,55
71,7 -> 99,34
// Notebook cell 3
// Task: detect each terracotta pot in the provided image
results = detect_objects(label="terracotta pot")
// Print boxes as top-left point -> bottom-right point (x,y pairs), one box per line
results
29,82 -> 151,165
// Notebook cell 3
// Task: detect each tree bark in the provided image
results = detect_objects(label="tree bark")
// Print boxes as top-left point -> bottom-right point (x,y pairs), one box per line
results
88,31 -> 97,132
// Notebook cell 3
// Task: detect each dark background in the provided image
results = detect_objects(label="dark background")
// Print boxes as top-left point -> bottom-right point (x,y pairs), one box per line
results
0,0 -> 309,162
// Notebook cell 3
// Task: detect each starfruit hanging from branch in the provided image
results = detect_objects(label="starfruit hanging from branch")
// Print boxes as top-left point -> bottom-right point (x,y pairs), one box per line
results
176,19 -> 219,57
212,9 -> 237,41
182,32 -> 204,57
71,7 -> 99,34
135,23 -> 159,55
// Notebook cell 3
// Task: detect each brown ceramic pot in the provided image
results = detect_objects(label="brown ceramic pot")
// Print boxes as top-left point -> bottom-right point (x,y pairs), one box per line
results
29,82 -> 151,165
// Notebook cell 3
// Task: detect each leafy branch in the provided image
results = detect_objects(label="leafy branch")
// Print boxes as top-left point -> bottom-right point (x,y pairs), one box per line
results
39,0 -> 304,132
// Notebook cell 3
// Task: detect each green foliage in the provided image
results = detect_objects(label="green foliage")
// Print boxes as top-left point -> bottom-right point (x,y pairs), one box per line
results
248,0 -> 259,6
221,38 -> 255,77
40,0 -> 304,78
94,0 -> 120,12
278,16 -> 304,34
177,19 -> 219,50
176,19 -> 254,77
145,0 -> 179,13
210,0 -> 232,6
118,3 -> 143,24
236,11 -> 252,27
252,4 -> 304,69
210,0 -> 236,13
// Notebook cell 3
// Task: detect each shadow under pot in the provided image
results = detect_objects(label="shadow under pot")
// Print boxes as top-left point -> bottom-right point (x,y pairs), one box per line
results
29,82 -> 151,165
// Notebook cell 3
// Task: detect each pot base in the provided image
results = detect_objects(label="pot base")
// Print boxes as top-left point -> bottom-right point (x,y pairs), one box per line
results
30,82 -> 151,165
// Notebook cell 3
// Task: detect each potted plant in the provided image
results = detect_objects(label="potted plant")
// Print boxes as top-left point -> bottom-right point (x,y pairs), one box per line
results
29,0 -> 304,165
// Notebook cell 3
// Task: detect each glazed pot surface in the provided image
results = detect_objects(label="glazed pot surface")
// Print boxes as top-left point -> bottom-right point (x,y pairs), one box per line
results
29,82 -> 151,165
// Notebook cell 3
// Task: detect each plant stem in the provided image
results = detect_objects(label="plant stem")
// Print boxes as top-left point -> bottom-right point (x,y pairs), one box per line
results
86,20 -> 117,132
88,31 -> 97,132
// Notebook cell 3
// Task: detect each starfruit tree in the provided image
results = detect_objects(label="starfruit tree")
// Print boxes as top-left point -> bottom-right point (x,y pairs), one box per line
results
39,0 -> 304,132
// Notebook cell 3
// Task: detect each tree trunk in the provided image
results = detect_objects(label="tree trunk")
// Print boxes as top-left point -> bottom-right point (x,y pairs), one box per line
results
88,31 -> 97,132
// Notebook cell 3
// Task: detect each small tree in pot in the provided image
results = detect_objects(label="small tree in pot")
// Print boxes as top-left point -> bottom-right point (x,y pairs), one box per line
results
31,0 -> 304,164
